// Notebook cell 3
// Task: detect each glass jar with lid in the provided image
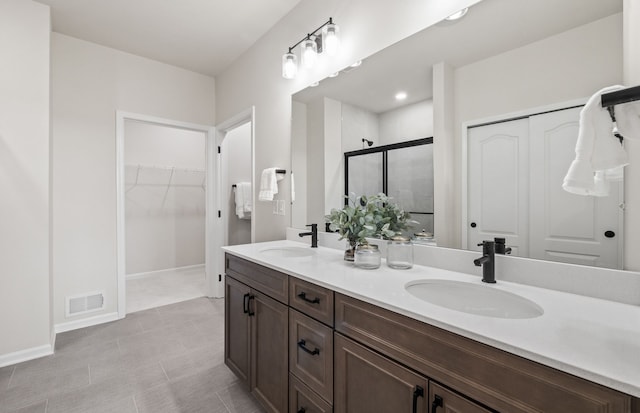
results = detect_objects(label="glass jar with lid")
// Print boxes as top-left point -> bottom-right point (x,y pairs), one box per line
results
387,235 -> 413,269
354,244 -> 381,269
412,229 -> 435,245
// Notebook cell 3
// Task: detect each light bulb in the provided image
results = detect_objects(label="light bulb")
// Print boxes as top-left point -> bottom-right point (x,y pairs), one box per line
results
301,36 -> 318,68
282,51 -> 298,79
322,23 -> 340,56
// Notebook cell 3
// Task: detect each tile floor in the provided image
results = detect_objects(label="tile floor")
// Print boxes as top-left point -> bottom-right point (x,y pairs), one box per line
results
126,266 -> 208,314
0,298 -> 265,413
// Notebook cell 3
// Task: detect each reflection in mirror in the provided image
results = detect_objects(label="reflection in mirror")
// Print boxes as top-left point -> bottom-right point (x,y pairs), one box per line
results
345,138 -> 434,235
290,0 -> 624,269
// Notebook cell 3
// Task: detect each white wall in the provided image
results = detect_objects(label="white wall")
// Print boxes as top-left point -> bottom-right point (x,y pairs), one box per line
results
623,0 -> 640,271
222,122 -> 252,245
341,102 -> 379,152
215,0 -> 481,241
442,13 -> 623,249
0,0 -> 51,362
291,101 -> 308,229
124,121 -> 206,274
379,100 -> 434,145
51,33 -> 215,326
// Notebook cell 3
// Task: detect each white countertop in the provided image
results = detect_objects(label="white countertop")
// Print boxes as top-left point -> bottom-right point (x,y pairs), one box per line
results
222,240 -> 640,398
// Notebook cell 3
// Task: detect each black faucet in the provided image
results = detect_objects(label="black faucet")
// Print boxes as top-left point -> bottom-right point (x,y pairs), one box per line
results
298,224 -> 318,248
474,241 -> 496,283
494,237 -> 512,255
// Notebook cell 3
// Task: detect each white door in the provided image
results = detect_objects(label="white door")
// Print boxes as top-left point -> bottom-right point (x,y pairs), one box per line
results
528,108 -> 622,268
467,118 -> 529,255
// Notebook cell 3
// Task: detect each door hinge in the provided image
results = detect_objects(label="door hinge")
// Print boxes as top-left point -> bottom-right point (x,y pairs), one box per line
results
217,146 -> 221,154
218,210 -> 221,218
218,274 -> 222,282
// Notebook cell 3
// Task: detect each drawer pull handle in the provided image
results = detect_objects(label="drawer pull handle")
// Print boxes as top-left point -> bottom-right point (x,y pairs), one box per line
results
297,292 -> 320,304
242,293 -> 250,314
247,295 -> 255,316
297,339 -> 320,356
412,385 -> 424,413
431,394 -> 443,413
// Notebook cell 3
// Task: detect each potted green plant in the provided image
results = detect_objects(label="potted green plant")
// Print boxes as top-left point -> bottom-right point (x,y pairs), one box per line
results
325,193 -> 415,261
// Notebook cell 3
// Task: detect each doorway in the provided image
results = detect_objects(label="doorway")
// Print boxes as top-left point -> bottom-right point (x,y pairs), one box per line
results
214,108 -> 255,297
116,112 -> 216,317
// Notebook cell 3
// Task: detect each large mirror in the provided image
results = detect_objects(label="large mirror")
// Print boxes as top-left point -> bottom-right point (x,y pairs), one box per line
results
291,0 -> 624,269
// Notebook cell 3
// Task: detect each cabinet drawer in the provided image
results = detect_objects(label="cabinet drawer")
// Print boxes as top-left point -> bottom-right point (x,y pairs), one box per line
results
289,373 -> 333,413
289,277 -> 334,326
225,253 -> 288,303
334,333 -> 428,413
289,309 -> 333,403
335,293 -> 632,413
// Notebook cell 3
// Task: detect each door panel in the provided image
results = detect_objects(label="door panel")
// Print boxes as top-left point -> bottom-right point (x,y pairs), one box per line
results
224,276 -> 251,385
467,118 -> 529,255
529,108 -> 622,268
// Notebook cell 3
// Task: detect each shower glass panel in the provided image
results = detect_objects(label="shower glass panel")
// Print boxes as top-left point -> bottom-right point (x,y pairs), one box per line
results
387,144 -> 434,234
346,152 -> 383,199
344,138 -> 434,234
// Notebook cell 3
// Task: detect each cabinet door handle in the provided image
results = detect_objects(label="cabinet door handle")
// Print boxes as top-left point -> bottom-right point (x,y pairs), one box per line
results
297,339 -> 320,356
247,295 -> 255,316
431,394 -> 443,413
297,291 -> 320,304
242,293 -> 250,314
412,385 -> 424,413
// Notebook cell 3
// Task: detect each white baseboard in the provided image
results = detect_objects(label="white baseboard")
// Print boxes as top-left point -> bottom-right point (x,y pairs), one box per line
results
54,311 -> 120,334
0,343 -> 53,368
126,264 -> 205,280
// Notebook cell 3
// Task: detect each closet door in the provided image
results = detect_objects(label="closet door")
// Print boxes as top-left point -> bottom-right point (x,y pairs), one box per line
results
529,108 -> 622,268
467,118 -> 529,255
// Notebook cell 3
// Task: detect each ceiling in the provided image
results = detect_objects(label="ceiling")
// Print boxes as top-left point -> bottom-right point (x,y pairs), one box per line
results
34,0 -> 302,76
293,0 -> 622,114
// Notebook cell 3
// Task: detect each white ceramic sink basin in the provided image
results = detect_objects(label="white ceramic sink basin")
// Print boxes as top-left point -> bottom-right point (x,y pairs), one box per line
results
259,246 -> 315,258
405,279 -> 543,319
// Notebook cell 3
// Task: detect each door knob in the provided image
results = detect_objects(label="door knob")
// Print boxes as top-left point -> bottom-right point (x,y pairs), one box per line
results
470,222 -> 477,228
604,230 -> 615,238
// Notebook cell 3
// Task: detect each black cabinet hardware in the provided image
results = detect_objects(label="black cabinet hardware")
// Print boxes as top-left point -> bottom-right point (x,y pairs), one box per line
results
247,295 -> 255,316
297,339 -> 320,356
297,292 -> 320,304
243,293 -> 250,314
412,385 -> 424,413
431,394 -> 443,413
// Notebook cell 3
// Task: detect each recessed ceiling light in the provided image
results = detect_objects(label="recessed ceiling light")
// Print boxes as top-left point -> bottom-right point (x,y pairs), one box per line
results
350,60 -> 362,68
395,92 -> 407,101
445,7 -> 468,21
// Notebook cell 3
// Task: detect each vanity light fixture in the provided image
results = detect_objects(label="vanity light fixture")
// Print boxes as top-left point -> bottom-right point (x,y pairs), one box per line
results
445,7 -> 468,21
281,18 -> 340,79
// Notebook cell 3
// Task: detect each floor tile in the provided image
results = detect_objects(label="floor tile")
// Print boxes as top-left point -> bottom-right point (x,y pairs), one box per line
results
218,382 -> 265,413
89,358 -> 168,391
134,383 -> 181,413
126,268 -> 207,314
166,367 -> 235,413
5,400 -> 47,413
0,365 -> 14,391
46,376 -> 135,413
160,345 -> 225,382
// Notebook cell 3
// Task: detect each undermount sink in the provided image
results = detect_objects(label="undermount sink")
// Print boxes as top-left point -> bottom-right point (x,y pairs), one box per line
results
259,246 -> 315,258
405,279 -> 543,319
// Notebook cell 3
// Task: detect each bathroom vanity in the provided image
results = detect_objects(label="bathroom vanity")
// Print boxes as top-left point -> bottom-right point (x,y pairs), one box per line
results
223,241 -> 640,413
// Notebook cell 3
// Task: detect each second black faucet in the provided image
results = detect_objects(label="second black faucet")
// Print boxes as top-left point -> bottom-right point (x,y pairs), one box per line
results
298,224 -> 318,248
474,240 -> 496,283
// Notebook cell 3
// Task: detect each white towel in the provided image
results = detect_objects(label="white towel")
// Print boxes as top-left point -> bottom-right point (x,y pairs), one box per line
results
234,182 -> 252,220
563,85 -> 629,196
258,168 -> 284,201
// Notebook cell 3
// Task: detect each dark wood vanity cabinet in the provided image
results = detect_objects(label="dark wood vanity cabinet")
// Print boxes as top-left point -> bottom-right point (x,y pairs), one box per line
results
225,254 -> 637,413
225,255 -> 289,413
